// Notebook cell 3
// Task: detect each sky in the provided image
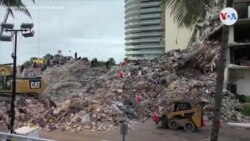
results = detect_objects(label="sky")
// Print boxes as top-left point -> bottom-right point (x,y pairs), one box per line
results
0,0 -> 125,65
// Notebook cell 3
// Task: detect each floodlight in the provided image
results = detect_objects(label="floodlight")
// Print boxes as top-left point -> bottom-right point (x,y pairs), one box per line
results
20,23 -> 34,29
1,23 -> 14,29
0,35 -> 12,41
22,30 -> 35,38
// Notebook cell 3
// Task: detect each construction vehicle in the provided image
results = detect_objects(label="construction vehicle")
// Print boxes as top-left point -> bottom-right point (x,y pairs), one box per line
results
0,64 -> 45,95
159,101 -> 204,132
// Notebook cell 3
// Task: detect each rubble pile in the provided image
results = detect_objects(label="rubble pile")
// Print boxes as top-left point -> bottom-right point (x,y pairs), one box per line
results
15,97 -> 127,132
0,42 -> 244,132
42,60 -> 108,101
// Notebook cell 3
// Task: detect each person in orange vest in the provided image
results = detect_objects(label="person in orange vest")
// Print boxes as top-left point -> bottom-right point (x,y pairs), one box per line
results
153,111 -> 159,127
135,95 -> 142,104
118,70 -> 125,78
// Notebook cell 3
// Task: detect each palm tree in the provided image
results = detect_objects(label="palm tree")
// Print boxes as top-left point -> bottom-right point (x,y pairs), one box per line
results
164,0 -> 231,141
210,1 -> 232,140
0,0 -> 35,35
164,0 -> 223,28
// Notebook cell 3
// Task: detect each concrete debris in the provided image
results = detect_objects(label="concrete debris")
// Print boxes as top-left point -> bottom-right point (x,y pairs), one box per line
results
0,42 -> 244,132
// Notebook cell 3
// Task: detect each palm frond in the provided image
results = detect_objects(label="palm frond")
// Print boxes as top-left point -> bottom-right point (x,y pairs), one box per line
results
17,2 -> 32,18
0,0 -> 34,18
164,0 -> 208,28
8,8 -> 14,18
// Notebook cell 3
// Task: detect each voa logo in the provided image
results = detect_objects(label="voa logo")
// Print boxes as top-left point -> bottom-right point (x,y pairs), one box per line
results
220,7 -> 238,26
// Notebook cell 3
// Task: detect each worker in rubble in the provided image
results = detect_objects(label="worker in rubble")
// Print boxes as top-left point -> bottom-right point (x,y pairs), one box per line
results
106,60 -> 111,69
118,70 -> 125,78
41,63 -> 47,72
127,71 -> 131,77
153,111 -> 159,127
91,59 -> 94,67
59,56 -> 64,65
20,65 -> 25,73
47,58 -> 51,67
33,62 -> 37,69
75,52 -> 77,60
138,69 -> 142,77
91,58 -> 97,67
21,66 -> 28,78
135,94 -> 142,104
159,105 -> 164,117
95,58 -> 98,66
153,105 -> 166,128
50,59 -> 53,67
16,66 -> 21,78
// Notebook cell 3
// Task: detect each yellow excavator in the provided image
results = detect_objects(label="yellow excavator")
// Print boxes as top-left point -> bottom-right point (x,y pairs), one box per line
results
0,64 -> 45,95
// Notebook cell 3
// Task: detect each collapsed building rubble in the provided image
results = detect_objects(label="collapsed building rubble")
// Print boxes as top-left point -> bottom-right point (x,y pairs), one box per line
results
0,42 -> 244,132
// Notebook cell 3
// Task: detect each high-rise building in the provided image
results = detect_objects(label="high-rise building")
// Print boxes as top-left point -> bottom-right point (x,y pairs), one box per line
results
125,0 -> 165,60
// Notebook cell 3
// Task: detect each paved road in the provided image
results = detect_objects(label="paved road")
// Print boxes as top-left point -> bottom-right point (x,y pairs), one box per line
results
40,120 -> 250,141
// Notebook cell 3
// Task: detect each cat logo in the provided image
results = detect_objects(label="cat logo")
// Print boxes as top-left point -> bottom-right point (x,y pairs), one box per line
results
30,80 -> 41,89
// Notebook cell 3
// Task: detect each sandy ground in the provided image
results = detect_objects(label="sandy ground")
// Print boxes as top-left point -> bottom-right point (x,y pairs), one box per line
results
40,120 -> 250,141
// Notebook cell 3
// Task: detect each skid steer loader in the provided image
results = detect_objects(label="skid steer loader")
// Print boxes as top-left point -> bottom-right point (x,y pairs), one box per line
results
159,101 -> 205,132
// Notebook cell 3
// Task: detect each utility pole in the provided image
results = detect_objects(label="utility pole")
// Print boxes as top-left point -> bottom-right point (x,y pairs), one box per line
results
10,31 -> 18,134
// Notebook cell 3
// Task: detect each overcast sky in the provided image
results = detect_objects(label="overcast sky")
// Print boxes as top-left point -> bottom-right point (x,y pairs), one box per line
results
0,0 -> 125,65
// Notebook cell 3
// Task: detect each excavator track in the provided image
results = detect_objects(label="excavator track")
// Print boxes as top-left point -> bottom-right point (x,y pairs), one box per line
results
0,92 -> 56,110
0,92 -> 40,103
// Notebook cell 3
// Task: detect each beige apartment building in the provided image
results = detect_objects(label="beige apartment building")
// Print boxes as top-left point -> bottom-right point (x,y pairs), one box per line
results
164,9 -> 193,52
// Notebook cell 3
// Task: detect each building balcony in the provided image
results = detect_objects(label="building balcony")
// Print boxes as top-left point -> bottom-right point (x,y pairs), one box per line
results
229,42 -> 250,47
125,0 -> 139,7
125,13 -> 161,23
125,32 -> 162,39
125,50 -> 164,55
125,19 -> 161,29
235,18 -> 250,25
126,48 -> 164,52
125,7 -> 161,18
234,0 -> 250,3
125,26 -> 163,34
125,37 -> 161,45
125,1 -> 161,12
229,43 -> 250,67
234,21 -> 250,42
125,44 -> 164,50
125,0 -> 162,8
234,1 -> 250,19
125,56 -> 159,60
227,64 -> 250,69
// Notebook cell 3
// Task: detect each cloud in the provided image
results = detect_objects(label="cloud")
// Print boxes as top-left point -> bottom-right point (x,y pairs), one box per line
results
0,0 -> 125,65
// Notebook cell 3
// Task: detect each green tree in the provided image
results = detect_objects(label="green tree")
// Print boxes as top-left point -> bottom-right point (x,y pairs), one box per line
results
43,53 -> 53,60
30,57 -> 38,62
23,60 -> 32,67
0,0 -> 35,35
22,56 -> 40,66
109,58 -> 116,65
164,1 -> 230,141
